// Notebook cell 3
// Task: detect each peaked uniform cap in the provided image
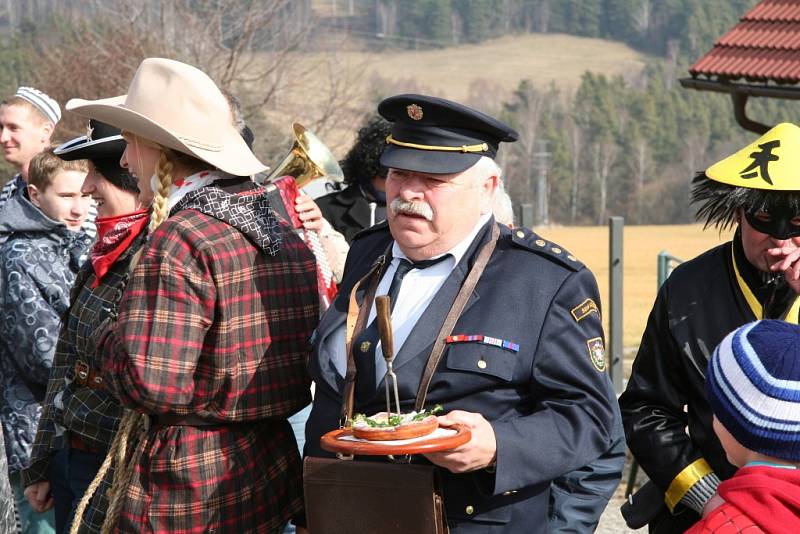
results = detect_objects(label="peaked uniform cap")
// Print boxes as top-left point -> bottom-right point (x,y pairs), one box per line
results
65,58 -> 266,177
706,123 -> 800,191
378,94 -> 518,174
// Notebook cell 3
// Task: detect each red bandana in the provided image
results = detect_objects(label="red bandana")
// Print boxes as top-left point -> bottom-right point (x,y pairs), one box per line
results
90,210 -> 149,287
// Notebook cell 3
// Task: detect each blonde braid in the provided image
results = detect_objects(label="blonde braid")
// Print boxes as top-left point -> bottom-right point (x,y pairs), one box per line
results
148,150 -> 173,233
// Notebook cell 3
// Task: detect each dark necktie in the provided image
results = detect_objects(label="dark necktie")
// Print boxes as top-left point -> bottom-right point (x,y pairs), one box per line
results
353,255 -> 449,403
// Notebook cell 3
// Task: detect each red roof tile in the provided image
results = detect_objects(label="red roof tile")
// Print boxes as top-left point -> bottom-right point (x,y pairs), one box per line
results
689,0 -> 800,83
747,0 -> 800,21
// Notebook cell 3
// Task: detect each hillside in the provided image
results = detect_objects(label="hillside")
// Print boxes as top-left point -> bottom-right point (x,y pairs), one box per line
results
266,32 -> 651,154
340,33 -> 648,101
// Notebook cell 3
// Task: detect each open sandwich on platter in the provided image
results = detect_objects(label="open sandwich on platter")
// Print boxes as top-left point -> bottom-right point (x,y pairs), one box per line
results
351,405 -> 443,441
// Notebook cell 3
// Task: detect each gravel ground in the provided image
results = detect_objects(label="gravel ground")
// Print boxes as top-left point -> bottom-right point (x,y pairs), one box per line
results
596,486 -> 644,533
595,456 -> 646,534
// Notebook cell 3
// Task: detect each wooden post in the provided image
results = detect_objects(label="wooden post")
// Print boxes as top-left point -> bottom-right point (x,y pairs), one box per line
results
609,216 -> 624,394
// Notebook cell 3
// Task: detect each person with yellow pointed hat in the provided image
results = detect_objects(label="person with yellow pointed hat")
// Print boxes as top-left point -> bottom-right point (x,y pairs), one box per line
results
620,122 -> 800,533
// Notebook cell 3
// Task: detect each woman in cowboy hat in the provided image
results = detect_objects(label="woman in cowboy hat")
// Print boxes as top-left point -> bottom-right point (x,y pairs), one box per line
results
20,120 -> 146,534
66,58 -> 319,533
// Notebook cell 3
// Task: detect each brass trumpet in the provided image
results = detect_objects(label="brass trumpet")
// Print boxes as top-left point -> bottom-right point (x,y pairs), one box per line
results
265,123 -> 344,188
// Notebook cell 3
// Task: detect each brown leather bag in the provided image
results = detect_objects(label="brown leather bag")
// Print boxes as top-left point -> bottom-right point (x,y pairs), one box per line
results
303,226 -> 499,534
304,457 -> 447,534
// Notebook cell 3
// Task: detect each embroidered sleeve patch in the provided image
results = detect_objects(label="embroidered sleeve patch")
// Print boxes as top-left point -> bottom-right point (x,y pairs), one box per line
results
586,337 -> 606,372
571,298 -> 600,322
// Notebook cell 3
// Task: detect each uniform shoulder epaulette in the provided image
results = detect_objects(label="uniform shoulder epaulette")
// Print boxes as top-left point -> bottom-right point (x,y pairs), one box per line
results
351,220 -> 390,242
506,226 -> 584,271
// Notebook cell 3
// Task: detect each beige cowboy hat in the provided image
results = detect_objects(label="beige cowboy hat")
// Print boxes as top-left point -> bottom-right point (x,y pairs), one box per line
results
66,57 -> 266,177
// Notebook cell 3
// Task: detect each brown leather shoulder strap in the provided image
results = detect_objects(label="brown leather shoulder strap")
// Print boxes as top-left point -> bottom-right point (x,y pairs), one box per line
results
338,224 -> 500,420
414,224 -> 499,410
340,255 -> 386,425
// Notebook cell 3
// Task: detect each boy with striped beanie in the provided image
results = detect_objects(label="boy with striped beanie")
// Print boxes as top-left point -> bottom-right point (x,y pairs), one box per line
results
686,319 -> 800,534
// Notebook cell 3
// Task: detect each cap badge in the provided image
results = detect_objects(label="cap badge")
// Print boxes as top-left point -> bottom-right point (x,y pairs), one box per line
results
86,125 -> 94,142
407,104 -> 424,121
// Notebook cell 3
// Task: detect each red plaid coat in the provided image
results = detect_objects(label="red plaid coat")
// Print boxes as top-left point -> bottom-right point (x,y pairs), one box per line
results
99,190 -> 318,533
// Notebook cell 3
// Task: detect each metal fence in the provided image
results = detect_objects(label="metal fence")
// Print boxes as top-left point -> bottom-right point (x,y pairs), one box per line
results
657,251 -> 683,289
624,250 -> 683,498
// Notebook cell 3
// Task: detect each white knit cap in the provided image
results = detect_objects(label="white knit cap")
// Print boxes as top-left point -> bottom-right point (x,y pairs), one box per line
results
14,86 -> 61,125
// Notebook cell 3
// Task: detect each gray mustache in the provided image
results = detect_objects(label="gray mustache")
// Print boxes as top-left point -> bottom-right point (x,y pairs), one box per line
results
390,198 -> 434,221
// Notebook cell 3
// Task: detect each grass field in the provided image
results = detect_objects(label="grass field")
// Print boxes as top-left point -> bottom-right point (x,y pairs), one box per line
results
537,224 -> 734,349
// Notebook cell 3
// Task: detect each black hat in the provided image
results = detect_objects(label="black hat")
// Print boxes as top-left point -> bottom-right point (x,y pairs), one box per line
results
54,119 -> 138,193
378,94 -> 518,174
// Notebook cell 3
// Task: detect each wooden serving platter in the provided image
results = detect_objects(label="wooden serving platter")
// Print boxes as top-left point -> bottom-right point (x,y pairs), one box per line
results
320,424 -> 471,456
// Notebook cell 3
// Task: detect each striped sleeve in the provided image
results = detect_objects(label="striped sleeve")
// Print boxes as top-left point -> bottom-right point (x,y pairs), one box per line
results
679,472 -> 721,513
665,458 -> 721,513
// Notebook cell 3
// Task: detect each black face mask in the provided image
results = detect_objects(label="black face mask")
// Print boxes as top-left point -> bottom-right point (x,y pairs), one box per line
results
744,206 -> 800,239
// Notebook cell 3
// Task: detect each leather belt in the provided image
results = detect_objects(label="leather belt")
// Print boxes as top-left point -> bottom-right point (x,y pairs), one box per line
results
73,360 -> 104,390
151,413 -> 223,427
69,434 -> 106,455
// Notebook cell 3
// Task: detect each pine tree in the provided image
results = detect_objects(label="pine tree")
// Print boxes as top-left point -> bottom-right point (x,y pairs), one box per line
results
454,0 -> 493,43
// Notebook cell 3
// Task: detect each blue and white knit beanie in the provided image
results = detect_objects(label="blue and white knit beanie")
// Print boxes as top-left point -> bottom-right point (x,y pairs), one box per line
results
707,320 -> 800,461
14,86 -> 61,125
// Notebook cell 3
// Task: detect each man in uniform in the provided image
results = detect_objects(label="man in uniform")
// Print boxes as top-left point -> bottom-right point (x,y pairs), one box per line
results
620,122 -> 800,532
304,94 -> 623,532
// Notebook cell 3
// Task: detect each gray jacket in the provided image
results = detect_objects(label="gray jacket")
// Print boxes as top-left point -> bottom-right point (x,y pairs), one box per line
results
0,191 -> 91,472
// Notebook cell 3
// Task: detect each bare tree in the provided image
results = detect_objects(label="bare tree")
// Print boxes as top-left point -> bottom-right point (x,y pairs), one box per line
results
534,0 -> 551,33
18,0 -> 368,166
628,136 -> 651,223
375,0 -> 397,39
505,81 -> 547,207
633,0 -> 651,37
465,78 -> 507,117
566,117 -> 583,224
29,1 -> 311,129
664,38 -> 680,90
683,130 -> 710,179
592,139 -> 618,225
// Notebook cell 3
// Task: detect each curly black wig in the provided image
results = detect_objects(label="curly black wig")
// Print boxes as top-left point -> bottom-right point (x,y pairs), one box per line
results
691,172 -> 800,231
339,115 -> 392,186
